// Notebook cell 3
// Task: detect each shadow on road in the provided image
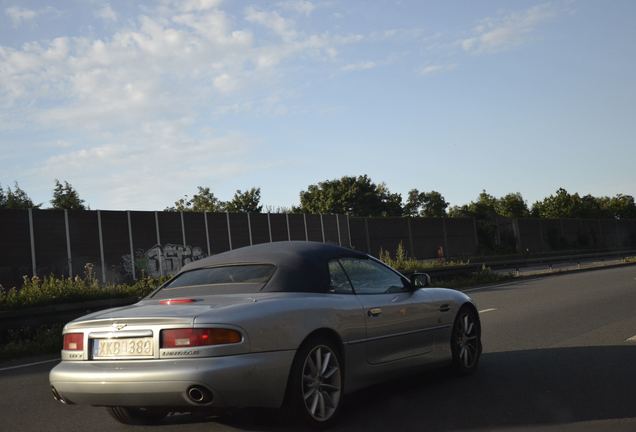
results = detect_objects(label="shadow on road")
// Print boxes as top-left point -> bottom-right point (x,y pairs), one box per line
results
191,345 -> 636,431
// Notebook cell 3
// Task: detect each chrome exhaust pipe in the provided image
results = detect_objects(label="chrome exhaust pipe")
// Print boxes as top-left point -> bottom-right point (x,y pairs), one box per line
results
51,386 -> 72,405
187,385 -> 213,404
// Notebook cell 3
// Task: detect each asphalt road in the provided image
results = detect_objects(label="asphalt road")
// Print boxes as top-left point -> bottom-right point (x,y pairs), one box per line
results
2,265 -> 636,432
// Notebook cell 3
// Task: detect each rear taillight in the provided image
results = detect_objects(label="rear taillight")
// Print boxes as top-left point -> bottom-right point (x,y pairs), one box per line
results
160,328 -> 242,348
63,333 -> 84,351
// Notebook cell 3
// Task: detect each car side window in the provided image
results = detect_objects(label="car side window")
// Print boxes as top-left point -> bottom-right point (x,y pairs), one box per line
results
328,260 -> 354,294
338,258 -> 407,295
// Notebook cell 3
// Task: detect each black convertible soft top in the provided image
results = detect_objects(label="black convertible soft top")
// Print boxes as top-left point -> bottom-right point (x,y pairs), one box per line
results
179,241 -> 368,293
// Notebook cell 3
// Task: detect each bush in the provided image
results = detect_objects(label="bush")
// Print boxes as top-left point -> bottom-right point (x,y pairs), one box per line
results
379,241 -> 468,274
0,323 -> 63,360
0,264 -> 168,311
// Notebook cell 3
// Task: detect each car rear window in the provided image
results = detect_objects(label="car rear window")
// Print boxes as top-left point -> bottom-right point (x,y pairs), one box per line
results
151,264 -> 276,297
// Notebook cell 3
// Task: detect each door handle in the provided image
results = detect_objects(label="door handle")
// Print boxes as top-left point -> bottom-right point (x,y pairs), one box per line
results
439,304 -> 450,312
368,307 -> 382,317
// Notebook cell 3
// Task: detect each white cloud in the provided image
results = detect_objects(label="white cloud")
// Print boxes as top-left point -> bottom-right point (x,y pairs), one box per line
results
5,6 -> 37,26
461,3 -> 558,54
177,0 -> 223,12
419,63 -> 456,75
96,4 -> 118,22
0,1 -> 365,208
341,61 -> 376,72
213,73 -> 239,93
278,0 -> 316,16
245,6 -> 297,41
36,124 -> 254,209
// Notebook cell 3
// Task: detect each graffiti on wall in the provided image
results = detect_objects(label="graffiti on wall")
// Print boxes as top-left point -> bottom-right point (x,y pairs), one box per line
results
122,244 -> 205,278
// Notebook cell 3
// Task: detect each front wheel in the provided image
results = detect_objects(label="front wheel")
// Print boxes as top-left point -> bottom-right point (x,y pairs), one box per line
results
451,306 -> 482,375
285,337 -> 344,428
107,406 -> 169,425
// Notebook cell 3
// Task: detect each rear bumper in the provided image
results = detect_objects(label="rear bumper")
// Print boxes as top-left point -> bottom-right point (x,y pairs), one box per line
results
49,350 -> 295,408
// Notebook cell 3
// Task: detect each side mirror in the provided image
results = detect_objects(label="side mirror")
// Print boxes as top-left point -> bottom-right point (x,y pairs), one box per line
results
410,272 -> 431,289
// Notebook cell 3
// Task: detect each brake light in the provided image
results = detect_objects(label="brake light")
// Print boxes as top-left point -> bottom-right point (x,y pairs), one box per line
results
160,298 -> 196,305
63,333 -> 84,351
160,328 -> 242,348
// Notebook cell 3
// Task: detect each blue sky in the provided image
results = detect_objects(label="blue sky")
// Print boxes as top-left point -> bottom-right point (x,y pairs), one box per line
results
1,0 -> 635,210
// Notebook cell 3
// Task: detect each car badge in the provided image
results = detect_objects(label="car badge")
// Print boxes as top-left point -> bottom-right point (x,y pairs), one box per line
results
112,322 -> 127,331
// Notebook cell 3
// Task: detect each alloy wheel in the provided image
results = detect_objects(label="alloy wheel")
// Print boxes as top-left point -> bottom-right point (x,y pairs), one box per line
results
454,312 -> 479,369
301,345 -> 342,422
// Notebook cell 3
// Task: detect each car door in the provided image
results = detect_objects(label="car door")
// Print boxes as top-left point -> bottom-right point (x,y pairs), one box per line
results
338,257 -> 440,365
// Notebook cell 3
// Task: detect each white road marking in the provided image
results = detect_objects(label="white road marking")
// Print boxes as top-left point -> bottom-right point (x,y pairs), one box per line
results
0,358 -> 59,372
479,308 -> 497,314
464,282 -> 515,292
625,335 -> 636,343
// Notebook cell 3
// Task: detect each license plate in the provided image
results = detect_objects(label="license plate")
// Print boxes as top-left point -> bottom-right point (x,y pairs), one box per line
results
93,337 -> 154,358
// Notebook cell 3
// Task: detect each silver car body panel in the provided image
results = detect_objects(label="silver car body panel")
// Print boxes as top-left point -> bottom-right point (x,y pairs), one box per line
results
51,352 -> 295,408
50,242 -> 476,409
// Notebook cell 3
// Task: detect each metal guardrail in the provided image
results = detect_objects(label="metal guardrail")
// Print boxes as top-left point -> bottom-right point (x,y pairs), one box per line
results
1,249 -> 635,331
478,248 -> 636,270
417,249 -> 636,281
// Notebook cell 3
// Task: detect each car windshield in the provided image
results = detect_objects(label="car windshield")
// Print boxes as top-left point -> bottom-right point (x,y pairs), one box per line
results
151,264 -> 275,297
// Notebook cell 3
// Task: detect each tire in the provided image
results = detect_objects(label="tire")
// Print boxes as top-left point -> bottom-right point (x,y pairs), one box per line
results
285,336 -> 344,428
107,406 -> 169,425
450,306 -> 482,375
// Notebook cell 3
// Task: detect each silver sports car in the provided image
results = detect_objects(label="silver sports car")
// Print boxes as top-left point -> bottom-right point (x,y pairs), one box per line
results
50,241 -> 482,427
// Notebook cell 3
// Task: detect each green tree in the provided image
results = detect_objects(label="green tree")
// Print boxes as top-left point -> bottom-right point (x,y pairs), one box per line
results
403,189 -> 423,217
403,189 -> 448,217
50,179 -> 86,210
420,191 -> 448,217
225,187 -> 262,213
603,194 -> 636,219
496,192 -> 529,218
448,190 -> 508,253
577,194 -> 605,218
448,190 -> 498,219
167,186 -> 224,212
531,188 -> 584,218
299,175 -> 402,216
0,182 -> 39,209
534,190 -> 636,219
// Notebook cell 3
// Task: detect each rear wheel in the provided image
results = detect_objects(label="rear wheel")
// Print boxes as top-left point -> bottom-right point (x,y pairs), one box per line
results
107,407 -> 169,425
285,336 -> 344,428
451,306 -> 482,375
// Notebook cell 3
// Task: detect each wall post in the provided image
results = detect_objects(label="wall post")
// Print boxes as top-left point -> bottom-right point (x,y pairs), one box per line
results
226,212 -> 233,250
97,210 -> 106,283
64,209 -> 73,277
180,211 -> 186,246
154,211 -> 164,276
247,213 -> 253,245
28,208 -> 36,277
127,211 -> 136,280
319,214 -> 325,242
203,212 -> 211,256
